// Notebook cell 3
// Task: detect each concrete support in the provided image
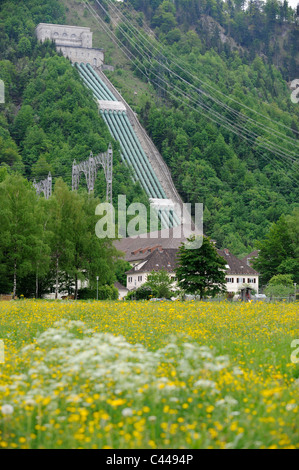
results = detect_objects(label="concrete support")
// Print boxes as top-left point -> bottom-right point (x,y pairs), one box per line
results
72,145 -> 113,203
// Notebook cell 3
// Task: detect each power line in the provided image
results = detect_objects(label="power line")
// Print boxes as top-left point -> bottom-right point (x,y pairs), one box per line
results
90,0 -> 298,164
101,0 -> 299,141
82,1 -> 299,186
101,0 -> 299,156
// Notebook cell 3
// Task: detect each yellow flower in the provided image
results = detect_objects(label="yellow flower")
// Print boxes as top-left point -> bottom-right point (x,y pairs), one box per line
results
206,405 -> 214,414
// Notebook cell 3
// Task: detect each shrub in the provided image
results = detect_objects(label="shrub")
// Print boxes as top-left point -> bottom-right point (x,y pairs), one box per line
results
125,285 -> 153,300
78,285 -> 118,300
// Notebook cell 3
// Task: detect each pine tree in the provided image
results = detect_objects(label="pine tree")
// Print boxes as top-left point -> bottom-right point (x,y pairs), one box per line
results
175,236 -> 227,299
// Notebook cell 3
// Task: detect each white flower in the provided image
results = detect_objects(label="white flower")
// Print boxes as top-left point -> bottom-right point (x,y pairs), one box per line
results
121,408 -> 133,417
25,398 -> 35,406
216,396 -> 238,407
194,379 -> 216,389
1,404 -> 14,415
148,416 -> 157,421
286,403 -> 297,411
233,367 -> 244,376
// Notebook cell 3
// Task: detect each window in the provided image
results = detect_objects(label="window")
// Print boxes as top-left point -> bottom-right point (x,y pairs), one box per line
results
247,278 -> 256,284
128,277 -> 132,283
226,278 -> 234,283
138,276 -> 142,282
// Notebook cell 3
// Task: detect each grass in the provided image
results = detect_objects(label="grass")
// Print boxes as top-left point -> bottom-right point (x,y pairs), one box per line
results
0,299 -> 298,449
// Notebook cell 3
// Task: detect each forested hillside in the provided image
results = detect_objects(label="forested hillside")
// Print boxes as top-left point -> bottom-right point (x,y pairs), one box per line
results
0,0 -> 148,206
0,0 -> 298,259
87,0 -> 298,255
0,0 -> 149,296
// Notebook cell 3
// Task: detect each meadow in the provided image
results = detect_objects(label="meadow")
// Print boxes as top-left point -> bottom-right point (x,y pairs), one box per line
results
0,300 -> 298,449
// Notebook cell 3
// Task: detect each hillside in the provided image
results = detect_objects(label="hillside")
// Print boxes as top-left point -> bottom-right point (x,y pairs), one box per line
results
0,0 -> 150,210
62,0 -> 299,256
0,0 -> 298,257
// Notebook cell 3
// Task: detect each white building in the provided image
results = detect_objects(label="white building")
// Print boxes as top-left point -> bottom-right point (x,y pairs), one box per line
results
218,248 -> 259,294
126,247 -> 178,291
36,23 -> 104,67
114,281 -> 128,300
114,227 -> 259,296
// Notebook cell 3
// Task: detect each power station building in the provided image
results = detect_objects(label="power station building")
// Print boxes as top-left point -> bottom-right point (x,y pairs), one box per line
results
35,23 -> 104,67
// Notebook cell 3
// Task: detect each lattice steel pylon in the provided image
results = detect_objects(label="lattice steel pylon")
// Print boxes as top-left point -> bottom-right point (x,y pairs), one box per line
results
72,144 -> 113,203
33,173 -> 52,199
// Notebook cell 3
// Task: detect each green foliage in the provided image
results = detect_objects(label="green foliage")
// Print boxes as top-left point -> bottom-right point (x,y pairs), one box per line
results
253,209 -> 299,285
128,0 -> 298,79
176,236 -> 227,298
268,274 -> 294,287
120,0 -> 299,254
114,259 -> 132,286
265,283 -> 294,298
126,284 -> 153,300
0,173 -> 121,298
0,0 -> 149,210
46,179 -> 119,299
0,174 -> 49,297
264,273 -> 294,299
78,285 -> 118,300
144,269 -> 174,299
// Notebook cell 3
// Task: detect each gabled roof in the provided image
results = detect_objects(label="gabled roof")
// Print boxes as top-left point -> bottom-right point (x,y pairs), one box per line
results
120,230 -> 260,277
218,249 -> 259,275
126,248 -> 178,275
114,224 -> 202,263
114,281 -> 128,291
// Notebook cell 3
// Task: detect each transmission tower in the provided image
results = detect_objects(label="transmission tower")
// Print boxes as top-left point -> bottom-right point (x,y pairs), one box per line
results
33,173 -> 52,200
72,144 -> 113,202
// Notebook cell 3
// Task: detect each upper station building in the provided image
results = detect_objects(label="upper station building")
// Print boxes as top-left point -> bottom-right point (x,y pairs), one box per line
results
35,23 -> 104,67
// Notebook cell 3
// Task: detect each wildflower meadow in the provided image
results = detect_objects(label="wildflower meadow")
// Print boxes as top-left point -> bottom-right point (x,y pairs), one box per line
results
0,300 -> 298,449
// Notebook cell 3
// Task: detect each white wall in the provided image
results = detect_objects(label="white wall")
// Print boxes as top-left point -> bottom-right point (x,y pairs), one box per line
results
57,46 -> 104,66
36,24 -> 104,66
225,275 -> 259,293
127,272 -> 259,294
36,24 -> 93,48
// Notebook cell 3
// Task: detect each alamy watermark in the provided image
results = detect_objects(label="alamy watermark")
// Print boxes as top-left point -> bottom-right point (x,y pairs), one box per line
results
0,80 -> 4,104
290,79 -> 299,104
95,195 -> 203,249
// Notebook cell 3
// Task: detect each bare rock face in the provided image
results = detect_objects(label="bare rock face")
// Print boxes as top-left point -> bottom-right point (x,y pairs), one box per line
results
198,15 -> 243,51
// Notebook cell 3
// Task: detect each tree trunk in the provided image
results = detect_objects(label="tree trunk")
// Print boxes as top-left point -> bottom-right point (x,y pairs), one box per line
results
36,269 -> 39,299
75,272 -> 78,300
55,256 -> 59,300
13,259 -> 17,300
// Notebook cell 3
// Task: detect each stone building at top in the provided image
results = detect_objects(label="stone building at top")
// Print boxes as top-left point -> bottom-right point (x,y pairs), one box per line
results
35,23 -> 104,67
